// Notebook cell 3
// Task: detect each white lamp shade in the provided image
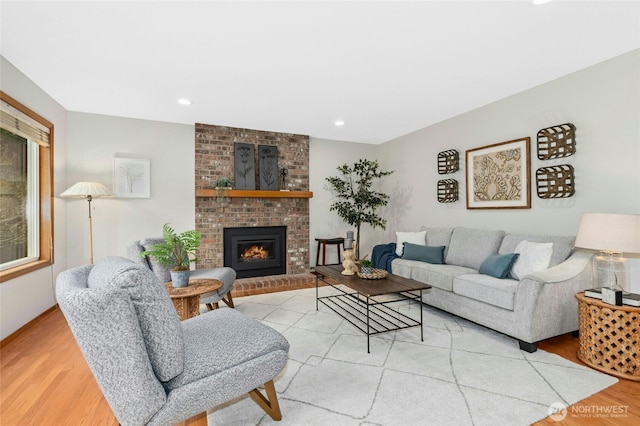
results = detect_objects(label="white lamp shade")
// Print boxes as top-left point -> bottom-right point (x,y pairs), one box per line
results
61,182 -> 114,198
575,213 -> 640,254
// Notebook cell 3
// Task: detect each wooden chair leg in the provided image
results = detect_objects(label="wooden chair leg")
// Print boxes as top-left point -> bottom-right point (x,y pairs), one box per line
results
248,380 -> 282,421
180,411 -> 207,425
222,291 -> 234,308
205,292 -> 233,311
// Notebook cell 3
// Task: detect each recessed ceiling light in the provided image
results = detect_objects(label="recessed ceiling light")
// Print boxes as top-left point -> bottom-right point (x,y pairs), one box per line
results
177,98 -> 192,106
531,0 -> 553,5
334,120 -> 345,127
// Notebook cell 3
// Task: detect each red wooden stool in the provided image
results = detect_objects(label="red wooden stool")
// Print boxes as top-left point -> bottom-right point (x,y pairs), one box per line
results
315,237 -> 345,266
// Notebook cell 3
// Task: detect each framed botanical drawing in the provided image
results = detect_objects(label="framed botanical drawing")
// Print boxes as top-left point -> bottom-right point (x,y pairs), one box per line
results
113,157 -> 151,198
465,137 -> 531,209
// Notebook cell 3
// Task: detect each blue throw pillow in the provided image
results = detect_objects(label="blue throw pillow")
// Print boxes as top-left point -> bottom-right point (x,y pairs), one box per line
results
401,243 -> 445,264
479,253 -> 520,279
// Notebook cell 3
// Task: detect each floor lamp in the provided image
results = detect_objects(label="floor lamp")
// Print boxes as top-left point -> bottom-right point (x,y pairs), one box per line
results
61,182 -> 114,264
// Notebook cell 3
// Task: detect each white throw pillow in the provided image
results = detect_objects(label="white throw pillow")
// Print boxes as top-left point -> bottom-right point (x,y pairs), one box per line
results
395,231 -> 427,256
510,240 -> 554,280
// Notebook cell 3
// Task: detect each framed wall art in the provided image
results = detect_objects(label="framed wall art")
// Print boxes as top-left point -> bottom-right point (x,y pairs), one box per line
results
113,157 -> 151,198
465,137 -> 531,209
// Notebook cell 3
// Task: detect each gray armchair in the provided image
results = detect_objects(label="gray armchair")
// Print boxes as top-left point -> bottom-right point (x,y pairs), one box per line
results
56,256 -> 289,425
128,238 -> 236,310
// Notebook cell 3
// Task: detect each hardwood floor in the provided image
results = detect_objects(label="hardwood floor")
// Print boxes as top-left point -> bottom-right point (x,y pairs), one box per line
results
1,307 -> 118,426
535,335 -> 639,425
1,306 -> 638,425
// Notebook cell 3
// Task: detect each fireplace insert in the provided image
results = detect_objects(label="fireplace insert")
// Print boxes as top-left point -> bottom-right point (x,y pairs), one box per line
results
223,226 -> 287,278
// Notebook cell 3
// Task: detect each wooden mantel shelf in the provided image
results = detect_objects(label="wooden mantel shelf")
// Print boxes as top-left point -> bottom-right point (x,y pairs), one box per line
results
196,189 -> 313,199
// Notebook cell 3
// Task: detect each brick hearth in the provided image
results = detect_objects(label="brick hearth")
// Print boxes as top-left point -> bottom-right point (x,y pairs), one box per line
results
232,273 -> 317,297
195,123 -> 311,293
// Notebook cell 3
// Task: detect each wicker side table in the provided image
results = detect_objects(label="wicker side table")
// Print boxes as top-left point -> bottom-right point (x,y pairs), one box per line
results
576,292 -> 640,381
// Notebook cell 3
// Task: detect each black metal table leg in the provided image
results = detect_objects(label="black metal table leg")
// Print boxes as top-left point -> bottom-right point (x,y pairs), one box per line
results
367,296 -> 370,353
420,289 -> 424,342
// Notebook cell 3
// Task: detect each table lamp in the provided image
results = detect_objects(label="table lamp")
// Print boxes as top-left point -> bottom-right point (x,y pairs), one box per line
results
574,213 -> 640,292
61,182 -> 114,264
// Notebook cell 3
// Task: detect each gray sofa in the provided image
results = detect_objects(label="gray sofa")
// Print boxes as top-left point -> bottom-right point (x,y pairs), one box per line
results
390,227 -> 593,352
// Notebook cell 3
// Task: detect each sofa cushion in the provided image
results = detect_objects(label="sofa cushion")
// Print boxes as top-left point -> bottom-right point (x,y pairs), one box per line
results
498,234 -> 575,267
479,253 -> 520,279
445,227 -> 505,270
510,240 -> 554,280
423,227 -> 455,258
165,308 -> 289,390
393,258 -> 477,291
87,256 -> 184,382
401,243 -> 445,264
395,230 -> 426,256
453,274 -> 519,310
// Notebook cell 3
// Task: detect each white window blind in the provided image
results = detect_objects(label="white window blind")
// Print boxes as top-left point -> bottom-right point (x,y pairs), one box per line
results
0,99 -> 50,147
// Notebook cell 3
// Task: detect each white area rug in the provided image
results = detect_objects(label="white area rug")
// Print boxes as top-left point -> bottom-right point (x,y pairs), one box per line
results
207,287 -> 617,425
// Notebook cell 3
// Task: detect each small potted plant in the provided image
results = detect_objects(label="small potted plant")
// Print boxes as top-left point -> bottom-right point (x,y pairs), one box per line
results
214,177 -> 232,189
359,259 -> 374,274
141,223 -> 202,287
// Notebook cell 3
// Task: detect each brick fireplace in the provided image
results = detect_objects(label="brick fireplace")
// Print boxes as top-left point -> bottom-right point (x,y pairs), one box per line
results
194,124 -> 315,296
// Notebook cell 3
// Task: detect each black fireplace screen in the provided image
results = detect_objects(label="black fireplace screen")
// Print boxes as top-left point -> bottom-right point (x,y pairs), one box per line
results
224,226 -> 286,278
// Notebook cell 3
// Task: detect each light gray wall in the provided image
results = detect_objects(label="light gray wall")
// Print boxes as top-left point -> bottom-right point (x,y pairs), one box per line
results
377,49 -> 640,292
0,56 -> 68,340
65,113 -> 195,268
378,49 -> 639,237
310,138 -> 378,264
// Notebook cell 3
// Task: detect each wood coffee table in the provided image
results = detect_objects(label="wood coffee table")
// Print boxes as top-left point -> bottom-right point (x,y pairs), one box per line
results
314,265 -> 431,352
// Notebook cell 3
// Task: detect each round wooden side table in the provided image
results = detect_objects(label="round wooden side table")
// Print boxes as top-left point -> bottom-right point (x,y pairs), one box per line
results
576,292 -> 640,381
164,278 -> 222,321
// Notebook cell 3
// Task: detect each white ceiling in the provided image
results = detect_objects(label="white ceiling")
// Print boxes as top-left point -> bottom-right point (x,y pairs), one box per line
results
1,1 -> 639,144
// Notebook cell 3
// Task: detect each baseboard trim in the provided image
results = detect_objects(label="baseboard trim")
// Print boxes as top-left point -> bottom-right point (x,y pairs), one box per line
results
0,305 -> 58,348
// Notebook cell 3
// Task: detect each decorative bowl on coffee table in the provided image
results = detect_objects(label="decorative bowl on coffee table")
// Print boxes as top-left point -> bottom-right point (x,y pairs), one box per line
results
357,268 -> 388,279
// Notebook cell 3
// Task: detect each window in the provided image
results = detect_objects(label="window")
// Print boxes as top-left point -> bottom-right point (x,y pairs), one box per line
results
0,91 -> 53,282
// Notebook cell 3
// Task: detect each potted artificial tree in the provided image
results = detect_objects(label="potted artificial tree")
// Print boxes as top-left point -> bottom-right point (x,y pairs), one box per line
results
326,159 -> 393,260
141,223 -> 202,287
